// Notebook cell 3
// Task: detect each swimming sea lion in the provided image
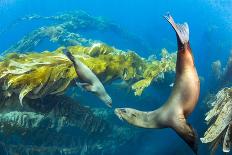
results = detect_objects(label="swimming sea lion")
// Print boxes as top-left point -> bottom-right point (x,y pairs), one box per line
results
63,49 -> 112,107
115,14 -> 200,154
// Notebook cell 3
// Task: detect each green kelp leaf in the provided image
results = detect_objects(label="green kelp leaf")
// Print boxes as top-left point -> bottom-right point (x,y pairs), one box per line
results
223,124 -> 232,153
132,78 -> 153,96
201,100 -> 232,143
201,88 -> 232,154
19,84 -> 34,106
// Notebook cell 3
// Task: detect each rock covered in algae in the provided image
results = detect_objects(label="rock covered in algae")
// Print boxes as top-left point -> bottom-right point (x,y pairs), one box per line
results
201,87 -> 232,153
0,43 -> 176,104
0,95 -> 136,155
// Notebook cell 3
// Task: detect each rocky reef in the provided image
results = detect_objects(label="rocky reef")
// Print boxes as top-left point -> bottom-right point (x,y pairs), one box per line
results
0,94 -> 136,155
201,88 -> 232,154
0,43 -> 176,104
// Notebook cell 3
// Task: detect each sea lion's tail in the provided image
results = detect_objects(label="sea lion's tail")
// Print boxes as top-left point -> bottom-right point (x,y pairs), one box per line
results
164,13 -> 189,45
173,121 -> 198,154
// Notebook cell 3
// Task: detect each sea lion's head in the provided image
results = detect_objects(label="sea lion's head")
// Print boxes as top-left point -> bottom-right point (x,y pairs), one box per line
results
114,108 -> 149,128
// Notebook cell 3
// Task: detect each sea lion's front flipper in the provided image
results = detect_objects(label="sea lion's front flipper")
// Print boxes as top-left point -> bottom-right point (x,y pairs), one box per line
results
164,14 -> 189,45
76,82 -> 92,92
173,120 -> 198,154
115,108 -> 162,128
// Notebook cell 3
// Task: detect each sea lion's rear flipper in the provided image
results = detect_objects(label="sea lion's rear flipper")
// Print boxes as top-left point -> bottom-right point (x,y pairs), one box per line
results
173,121 -> 198,154
63,48 -> 75,62
164,14 -> 189,44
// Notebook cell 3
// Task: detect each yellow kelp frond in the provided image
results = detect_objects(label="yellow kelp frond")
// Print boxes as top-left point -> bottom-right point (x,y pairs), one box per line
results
132,48 -> 176,96
0,51 -> 74,102
66,44 -> 149,82
131,78 -> 153,96
0,43 -> 176,103
201,88 -> 232,153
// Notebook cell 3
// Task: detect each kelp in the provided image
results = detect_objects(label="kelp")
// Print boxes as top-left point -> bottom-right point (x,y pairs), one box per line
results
132,48 -> 176,96
0,43 -> 175,103
5,25 -> 93,53
0,95 -> 136,155
3,11 -> 151,54
201,88 -> 232,153
211,52 -> 232,89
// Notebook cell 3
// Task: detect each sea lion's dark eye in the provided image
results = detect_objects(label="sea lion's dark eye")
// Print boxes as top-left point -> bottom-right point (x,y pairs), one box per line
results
120,109 -> 126,113
132,114 -> 137,117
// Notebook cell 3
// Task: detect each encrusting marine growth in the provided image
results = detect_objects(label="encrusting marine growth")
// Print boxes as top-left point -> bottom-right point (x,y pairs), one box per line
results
0,95 -> 136,155
3,11 -> 151,54
201,87 -> 232,154
0,43 -> 176,105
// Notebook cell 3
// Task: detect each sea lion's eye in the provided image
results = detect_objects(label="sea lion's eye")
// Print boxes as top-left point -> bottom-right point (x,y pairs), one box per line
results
120,109 -> 126,113
132,114 -> 137,117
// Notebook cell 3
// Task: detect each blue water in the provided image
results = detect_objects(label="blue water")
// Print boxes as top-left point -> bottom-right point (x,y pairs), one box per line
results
0,0 -> 232,154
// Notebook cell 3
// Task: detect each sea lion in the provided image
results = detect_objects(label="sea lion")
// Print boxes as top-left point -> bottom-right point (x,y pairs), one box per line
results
63,49 -> 112,107
115,14 -> 200,154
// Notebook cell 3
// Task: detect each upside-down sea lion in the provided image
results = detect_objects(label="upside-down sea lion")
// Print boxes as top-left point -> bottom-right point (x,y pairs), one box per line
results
63,49 -> 112,107
115,14 -> 200,154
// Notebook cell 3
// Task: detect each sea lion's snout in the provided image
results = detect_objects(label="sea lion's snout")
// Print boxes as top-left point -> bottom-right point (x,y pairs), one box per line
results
114,108 -> 126,121
100,94 -> 112,108
115,108 -> 137,122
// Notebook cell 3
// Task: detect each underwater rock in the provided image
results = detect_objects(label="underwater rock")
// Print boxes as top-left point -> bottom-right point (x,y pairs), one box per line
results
0,95 -> 136,155
201,87 -> 232,153
0,43 -> 176,103
0,95 -> 108,134
3,11 -> 151,54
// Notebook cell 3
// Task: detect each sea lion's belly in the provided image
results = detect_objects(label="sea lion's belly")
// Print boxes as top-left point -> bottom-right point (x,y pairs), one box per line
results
175,68 -> 200,116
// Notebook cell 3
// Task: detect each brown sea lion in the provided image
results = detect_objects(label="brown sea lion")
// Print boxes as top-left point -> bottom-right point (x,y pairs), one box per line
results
63,49 -> 112,107
115,14 -> 200,154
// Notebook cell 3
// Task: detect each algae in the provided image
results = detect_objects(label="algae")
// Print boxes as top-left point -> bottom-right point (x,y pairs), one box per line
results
0,43 -> 176,103
3,11 -> 151,54
0,95 -> 136,155
132,48 -> 176,96
211,52 -> 232,89
201,87 -> 232,153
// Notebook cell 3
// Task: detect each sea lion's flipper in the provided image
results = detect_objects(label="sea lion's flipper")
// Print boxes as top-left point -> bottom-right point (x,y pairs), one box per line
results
63,48 -> 76,63
76,82 -> 92,92
164,14 -> 189,44
114,108 -> 161,128
63,49 -> 92,92
173,121 -> 198,154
